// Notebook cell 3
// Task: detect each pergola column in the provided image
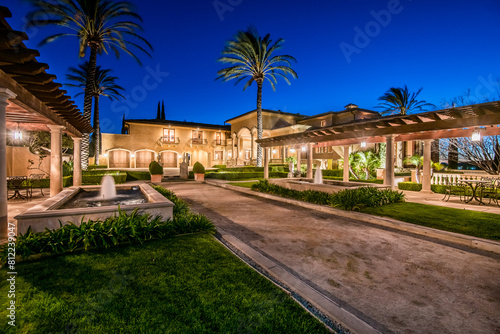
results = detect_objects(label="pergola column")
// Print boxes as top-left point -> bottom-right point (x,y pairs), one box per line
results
73,137 -> 82,186
47,124 -> 65,196
263,147 -> 269,179
422,139 -> 433,193
281,146 -> 285,164
307,143 -> 313,179
0,88 -> 16,237
296,147 -> 301,176
384,135 -> 395,189
250,131 -> 254,162
343,145 -> 350,182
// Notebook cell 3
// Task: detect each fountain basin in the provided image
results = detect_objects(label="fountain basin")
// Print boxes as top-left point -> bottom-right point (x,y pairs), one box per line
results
15,183 -> 174,234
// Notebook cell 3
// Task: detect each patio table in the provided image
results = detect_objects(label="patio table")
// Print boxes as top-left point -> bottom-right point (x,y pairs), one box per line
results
7,175 -> 28,200
461,179 -> 489,204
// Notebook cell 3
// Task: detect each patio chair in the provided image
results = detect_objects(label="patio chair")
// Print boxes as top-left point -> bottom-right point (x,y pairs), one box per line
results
28,173 -> 46,198
479,177 -> 499,205
442,178 -> 470,202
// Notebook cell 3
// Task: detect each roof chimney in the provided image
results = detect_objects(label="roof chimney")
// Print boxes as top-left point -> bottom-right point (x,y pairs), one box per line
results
344,103 -> 358,110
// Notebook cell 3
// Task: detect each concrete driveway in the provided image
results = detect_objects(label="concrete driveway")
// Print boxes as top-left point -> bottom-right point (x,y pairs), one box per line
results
164,182 -> 500,334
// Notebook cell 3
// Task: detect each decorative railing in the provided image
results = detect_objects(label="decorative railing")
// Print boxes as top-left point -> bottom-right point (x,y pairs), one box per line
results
189,138 -> 208,147
431,172 -> 495,185
157,137 -> 180,146
212,139 -> 228,147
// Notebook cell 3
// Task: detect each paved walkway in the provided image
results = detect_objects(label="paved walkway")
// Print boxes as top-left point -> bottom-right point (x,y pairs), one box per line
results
163,182 -> 500,334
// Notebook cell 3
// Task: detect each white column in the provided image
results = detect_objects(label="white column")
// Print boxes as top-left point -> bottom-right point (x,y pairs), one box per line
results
73,137 -> 82,186
281,146 -> 285,164
47,125 -> 65,196
296,147 -> 301,176
343,145 -> 350,182
307,143 -> 313,179
263,147 -> 269,179
422,139 -> 433,193
384,135 -> 395,189
0,88 -> 16,238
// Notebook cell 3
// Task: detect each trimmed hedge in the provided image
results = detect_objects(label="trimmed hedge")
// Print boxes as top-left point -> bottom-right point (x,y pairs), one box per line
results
82,172 -> 127,185
212,164 -> 226,169
201,171 -> 289,180
321,169 -> 343,177
322,176 -> 384,184
34,176 -> 73,188
87,165 -> 108,170
398,181 -> 459,194
125,171 -> 151,181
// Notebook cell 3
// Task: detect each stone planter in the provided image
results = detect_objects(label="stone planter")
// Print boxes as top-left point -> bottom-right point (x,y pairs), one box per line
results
194,173 -> 205,181
151,174 -> 162,183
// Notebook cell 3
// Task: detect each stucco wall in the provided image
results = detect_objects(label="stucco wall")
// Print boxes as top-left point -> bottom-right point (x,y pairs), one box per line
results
101,123 -> 230,167
6,146 -> 50,177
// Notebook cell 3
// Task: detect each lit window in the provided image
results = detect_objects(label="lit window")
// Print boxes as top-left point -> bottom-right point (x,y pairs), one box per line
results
215,151 -> 223,160
163,129 -> 175,142
320,120 -> 326,127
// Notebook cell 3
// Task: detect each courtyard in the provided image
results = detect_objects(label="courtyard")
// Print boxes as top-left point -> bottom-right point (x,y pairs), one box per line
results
162,182 -> 500,334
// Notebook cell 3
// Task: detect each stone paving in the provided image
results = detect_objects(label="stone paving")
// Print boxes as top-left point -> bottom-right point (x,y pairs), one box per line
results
162,182 -> 500,334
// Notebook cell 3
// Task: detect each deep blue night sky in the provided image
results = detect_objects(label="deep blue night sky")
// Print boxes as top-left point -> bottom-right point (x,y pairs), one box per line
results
7,0 -> 500,133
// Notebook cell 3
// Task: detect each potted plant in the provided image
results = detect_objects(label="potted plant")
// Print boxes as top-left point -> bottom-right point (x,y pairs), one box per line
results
193,161 -> 205,181
149,161 -> 163,182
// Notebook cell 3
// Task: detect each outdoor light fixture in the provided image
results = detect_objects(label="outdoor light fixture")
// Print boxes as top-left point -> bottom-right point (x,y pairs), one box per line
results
471,128 -> 481,142
103,153 -> 108,157
131,154 -> 135,158
228,152 -> 232,157
290,148 -> 296,153
14,124 -> 22,140
360,141 -> 367,148
301,146 -> 306,152
272,149 -> 276,154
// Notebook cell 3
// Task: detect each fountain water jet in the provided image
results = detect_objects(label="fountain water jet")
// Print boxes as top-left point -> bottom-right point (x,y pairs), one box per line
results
314,165 -> 323,184
99,175 -> 117,199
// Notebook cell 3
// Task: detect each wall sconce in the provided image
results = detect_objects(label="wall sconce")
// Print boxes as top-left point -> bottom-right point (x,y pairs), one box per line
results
272,149 -> 276,154
103,153 -> 108,157
290,148 -> 296,153
228,152 -> 232,157
360,141 -> 367,148
301,146 -> 306,152
130,154 -> 135,158
471,128 -> 481,142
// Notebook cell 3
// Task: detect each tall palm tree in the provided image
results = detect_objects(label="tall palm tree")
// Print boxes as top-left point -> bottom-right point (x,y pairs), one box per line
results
66,62 -> 125,165
376,85 -> 435,115
216,27 -> 297,166
26,0 -> 152,169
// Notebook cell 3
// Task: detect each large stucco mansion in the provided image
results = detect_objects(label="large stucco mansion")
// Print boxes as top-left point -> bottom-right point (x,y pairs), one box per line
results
100,103 -> 429,169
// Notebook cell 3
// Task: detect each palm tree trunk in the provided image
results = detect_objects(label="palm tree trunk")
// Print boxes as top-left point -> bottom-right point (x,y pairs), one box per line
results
81,45 -> 98,170
256,80 -> 263,167
94,95 -> 100,165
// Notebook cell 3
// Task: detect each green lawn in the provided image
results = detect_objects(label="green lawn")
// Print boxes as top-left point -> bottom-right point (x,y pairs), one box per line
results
0,234 -> 329,334
361,202 -> 500,241
228,181 -> 259,188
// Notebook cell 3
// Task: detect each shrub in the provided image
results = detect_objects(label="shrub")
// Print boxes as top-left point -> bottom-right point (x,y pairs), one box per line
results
82,172 -> 127,185
193,162 -> 205,174
330,187 -> 405,211
62,161 -> 73,177
149,161 -> 163,175
87,165 -> 108,170
251,180 -> 404,211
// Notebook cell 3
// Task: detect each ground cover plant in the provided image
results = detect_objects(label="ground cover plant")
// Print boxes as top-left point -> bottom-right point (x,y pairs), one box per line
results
0,234 -> 330,333
362,203 -> 500,241
1,187 -> 213,261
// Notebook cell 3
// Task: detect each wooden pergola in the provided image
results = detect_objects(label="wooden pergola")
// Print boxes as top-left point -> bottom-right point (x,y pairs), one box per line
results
0,6 -> 92,236
257,101 -> 500,190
